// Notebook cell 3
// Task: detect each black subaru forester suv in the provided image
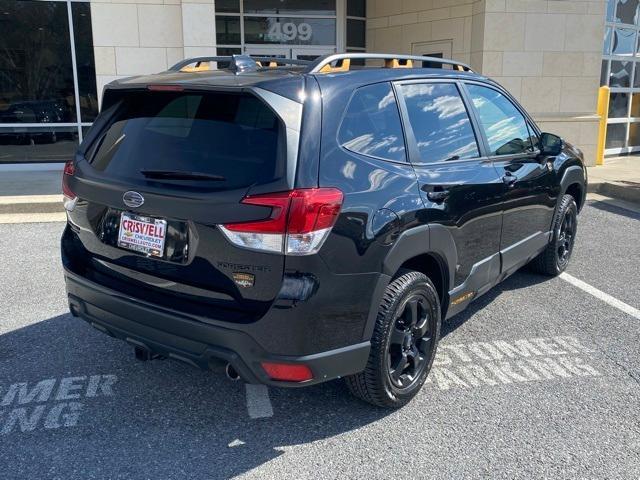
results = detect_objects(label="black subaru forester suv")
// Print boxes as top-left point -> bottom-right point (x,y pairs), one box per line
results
62,54 -> 587,408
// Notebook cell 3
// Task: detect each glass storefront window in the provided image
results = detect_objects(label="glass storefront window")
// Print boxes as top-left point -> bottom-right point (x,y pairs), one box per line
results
605,123 -> 627,148
604,0 -> 640,152
628,121 -> 640,143
0,0 -> 76,123
610,60 -> 633,87
631,92 -> 640,116
244,17 -> 336,45
613,0 -> 639,25
217,0 -> 240,13
0,126 -> 78,163
347,19 -> 365,48
604,27 -> 613,55
606,0 -> 617,21
609,92 -> 630,117
601,59 -> 609,86
216,16 -> 242,44
243,0 -> 336,16
72,2 -> 98,123
0,0 -> 96,163
612,27 -> 636,55
347,0 -> 366,17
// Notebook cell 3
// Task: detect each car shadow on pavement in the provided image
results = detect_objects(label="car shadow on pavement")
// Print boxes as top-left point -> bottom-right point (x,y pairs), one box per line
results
441,270 -> 550,338
587,199 -> 640,220
0,313 -> 393,479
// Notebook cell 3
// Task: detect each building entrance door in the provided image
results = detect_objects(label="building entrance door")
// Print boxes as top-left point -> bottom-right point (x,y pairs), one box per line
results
245,46 -> 334,62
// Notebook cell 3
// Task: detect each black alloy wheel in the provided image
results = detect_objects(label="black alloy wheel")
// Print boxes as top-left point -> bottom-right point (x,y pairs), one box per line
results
387,294 -> 433,389
529,194 -> 578,276
345,270 -> 441,408
556,206 -> 576,268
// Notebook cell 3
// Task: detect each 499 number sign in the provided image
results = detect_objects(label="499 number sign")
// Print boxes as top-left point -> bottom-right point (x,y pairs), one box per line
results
267,21 -> 313,42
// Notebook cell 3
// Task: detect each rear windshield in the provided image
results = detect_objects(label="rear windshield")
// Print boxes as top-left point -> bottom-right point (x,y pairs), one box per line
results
88,91 -> 284,189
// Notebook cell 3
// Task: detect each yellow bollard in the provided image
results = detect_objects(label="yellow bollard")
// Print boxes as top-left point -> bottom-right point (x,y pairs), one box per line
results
596,86 -> 610,166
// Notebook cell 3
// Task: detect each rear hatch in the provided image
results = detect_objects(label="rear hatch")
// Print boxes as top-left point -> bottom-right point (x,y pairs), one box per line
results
63,87 -> 298,323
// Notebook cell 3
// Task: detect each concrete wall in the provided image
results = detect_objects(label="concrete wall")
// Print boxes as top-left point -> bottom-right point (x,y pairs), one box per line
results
367,0 -> 606,165
90,0 -> 218,106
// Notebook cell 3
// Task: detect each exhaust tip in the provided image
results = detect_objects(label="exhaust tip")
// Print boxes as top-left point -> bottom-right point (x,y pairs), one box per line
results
225,363 -> 241,381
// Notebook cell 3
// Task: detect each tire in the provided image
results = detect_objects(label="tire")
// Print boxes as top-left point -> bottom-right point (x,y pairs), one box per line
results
529,194 -> 578,276
345,270 -> 441,408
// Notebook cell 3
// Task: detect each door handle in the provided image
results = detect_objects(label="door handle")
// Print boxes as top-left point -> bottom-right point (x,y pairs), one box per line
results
502,172 -> 518,187
426,189 -> 450,202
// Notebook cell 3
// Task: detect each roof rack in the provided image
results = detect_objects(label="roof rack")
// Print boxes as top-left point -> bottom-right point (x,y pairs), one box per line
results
168,53 -> 474,76
169,55 -> 311,73
307,53 -> 474,74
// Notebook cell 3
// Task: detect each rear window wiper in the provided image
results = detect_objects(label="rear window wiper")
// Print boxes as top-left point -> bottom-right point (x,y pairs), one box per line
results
140,169 -> 226,181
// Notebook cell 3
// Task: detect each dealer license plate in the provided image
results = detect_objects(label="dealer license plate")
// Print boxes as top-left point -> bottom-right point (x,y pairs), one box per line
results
117,212 -> 167,258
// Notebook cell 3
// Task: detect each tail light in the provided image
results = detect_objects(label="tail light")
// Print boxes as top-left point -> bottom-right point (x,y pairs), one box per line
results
62,160 -> 78,211
219,188 -> 343,255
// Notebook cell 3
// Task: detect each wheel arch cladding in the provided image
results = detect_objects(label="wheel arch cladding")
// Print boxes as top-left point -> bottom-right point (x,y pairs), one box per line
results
381,224 -> 454,315
560,165 -> 585,212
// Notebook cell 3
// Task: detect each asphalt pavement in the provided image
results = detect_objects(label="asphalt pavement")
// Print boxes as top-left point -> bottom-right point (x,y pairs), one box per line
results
0,197 -> 638,479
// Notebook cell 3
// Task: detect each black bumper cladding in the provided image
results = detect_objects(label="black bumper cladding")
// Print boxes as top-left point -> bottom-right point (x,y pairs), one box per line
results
64,270 -> 370,387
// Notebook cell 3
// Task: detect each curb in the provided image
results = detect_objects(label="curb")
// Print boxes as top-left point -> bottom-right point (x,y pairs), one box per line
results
587,181 -> 640,205
0,195 -> 64,215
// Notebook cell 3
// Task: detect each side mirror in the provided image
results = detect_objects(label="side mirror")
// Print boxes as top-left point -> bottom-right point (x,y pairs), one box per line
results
539,132 -> 563,156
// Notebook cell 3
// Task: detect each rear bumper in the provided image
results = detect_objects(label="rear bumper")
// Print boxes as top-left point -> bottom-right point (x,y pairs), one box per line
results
64,269 -> 370,387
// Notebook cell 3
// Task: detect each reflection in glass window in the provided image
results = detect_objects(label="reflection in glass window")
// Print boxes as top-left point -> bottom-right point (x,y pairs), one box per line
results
72,2 -> 98,123
603,27 -> 613,55
606,0 -> 617,21
0,0 -> 76,124
601,60 -> 609,86
614,0 -> 639,24
399,83 -> 479,163
605,123 -> 627,148
216,0 -> 240,13
609,92 -> 630,117
244,17 -> 336,45
347,19 -> 366,48
631,92 -> 640,116
466,84 -> 536,156
243,0 -> 336,15
0,126 -> 78,163
628,121 -> 640,144
347,0 -> 366,17
612,28 -> 636,56
610,60 -> 632,87
339,83 -> 406,162
216,16 -> 242,44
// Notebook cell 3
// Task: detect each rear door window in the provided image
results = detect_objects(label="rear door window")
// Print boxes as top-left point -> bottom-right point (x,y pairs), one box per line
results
88,91 -> 284,189
338,82 -> 406,162
465,84 -> 537,156
397,82 -> 480,163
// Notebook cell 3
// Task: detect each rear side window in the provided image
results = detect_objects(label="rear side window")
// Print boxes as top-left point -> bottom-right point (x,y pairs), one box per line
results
466,84 -> 537,156
398,82 -> 479,163
338,83 -> 406,162
89,91 -> 283,189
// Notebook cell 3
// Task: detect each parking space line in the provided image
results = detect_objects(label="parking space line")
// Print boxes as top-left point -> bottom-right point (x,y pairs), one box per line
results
560,272 -> 640,320
245,384 -> 274,419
